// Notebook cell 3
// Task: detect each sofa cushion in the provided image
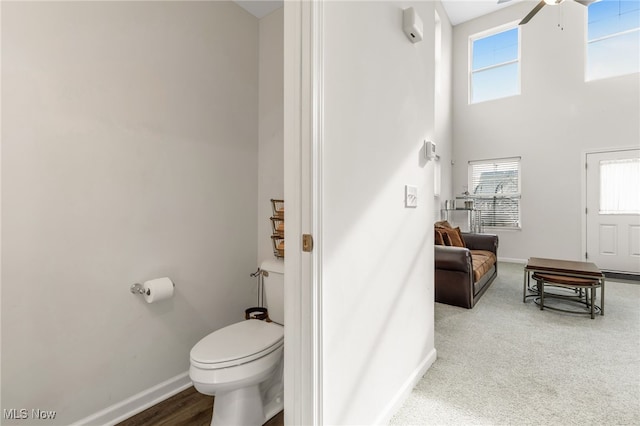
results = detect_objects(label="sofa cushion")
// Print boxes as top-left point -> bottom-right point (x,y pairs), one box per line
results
470,250 -> 497,282
441,231 -> 452,246
438,226 -> 465,247
435,220 -> 453,229
435,230 -> 444,245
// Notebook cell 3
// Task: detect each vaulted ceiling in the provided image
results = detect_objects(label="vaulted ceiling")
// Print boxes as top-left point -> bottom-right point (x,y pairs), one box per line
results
233,0 -> 528,26
443,0 -> 527,25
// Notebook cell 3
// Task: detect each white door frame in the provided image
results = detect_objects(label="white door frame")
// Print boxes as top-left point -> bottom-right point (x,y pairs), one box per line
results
581,146 -> 639,263
283,0 -> 323,424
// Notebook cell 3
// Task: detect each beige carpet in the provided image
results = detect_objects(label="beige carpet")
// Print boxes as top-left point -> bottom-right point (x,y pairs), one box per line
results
391,262 -> 640,425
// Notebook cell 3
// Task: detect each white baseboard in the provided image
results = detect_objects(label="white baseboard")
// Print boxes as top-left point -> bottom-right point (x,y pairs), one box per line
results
374,348 -> 438,425
70,372 -> 192,426
498,257 -> 527,264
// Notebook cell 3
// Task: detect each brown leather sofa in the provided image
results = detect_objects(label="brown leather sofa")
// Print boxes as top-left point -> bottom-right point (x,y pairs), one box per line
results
435,224 -> 499,309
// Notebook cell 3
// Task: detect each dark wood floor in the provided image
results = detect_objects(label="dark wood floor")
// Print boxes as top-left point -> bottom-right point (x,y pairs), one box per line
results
116,386 -> 284,426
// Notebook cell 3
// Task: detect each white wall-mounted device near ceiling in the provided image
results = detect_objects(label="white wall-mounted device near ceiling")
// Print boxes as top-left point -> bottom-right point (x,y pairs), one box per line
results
403,7 -> 423,43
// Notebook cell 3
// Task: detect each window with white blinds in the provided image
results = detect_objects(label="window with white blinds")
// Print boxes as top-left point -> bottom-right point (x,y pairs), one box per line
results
468,157 -> 521,229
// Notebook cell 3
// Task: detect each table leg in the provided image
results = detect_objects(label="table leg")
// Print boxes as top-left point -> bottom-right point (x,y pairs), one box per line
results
601,279 -> 605,316
523,269 -> 528,303
540,279 -> 544,310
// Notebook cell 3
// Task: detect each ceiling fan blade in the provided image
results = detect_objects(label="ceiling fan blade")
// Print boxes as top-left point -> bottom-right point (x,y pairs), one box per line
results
575,0 -> 596,6
519,0 -> 546,25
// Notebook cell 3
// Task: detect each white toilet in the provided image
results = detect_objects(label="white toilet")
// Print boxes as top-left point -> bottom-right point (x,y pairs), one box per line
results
189,259 -> 284,426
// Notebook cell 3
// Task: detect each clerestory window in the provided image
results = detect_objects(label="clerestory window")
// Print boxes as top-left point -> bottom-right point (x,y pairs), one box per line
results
587,0 -> 640,81
469,24 -> 520,104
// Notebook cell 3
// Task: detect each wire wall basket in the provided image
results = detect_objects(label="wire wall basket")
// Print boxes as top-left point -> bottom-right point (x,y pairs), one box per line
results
270,199 -> 284,258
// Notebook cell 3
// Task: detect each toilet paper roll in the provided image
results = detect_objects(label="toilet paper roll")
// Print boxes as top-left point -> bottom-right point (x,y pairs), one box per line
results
143,277 -> 174,304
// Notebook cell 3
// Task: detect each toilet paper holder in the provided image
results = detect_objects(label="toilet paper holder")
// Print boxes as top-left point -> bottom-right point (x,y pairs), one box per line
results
130,280 -> 176,296
130,283 -> 150,296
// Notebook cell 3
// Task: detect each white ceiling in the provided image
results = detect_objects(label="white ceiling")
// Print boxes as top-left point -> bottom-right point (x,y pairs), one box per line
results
234,0 -> 526,27
234,0 -> 283,19
442,0 -> 527,26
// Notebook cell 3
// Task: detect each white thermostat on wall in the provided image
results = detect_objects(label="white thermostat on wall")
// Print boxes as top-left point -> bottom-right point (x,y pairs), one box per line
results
425,140 -> 436,160
403,7 -> 423,43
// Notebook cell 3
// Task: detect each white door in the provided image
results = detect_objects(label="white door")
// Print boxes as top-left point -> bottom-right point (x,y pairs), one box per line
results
586,149 -> 640,274
284,1 -> 323,424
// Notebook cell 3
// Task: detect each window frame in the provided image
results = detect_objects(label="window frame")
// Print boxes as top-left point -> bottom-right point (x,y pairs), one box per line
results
585,0 -> 640,82
467,157 -> 522,230
468,21 -> 521,105
599,157 -> 640,214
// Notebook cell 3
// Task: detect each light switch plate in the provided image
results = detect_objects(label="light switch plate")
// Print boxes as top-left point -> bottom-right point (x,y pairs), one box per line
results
405,185 -> 418,208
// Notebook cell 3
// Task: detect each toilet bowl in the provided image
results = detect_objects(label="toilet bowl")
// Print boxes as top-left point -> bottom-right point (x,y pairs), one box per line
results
190,319 -> 284,425
190,259 -> 285,426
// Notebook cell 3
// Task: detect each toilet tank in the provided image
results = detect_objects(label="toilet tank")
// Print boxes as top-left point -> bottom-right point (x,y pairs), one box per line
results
261,259 -> 284,325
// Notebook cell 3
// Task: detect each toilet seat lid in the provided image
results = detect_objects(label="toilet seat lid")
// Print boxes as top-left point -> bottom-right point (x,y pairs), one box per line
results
190,320 -> 283,366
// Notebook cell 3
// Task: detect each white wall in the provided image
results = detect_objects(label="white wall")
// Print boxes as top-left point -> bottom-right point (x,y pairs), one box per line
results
321,1 -> 443,423
258,8 -> 285,265
452,1 -> 640,261
1,2 -> 259,424
434,2 -> 455,217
